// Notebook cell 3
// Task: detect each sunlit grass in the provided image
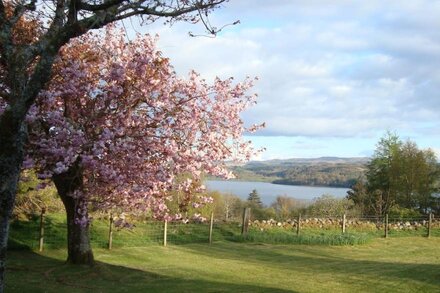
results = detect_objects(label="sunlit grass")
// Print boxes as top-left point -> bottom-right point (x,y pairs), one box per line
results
6,237 -> 440,292
232,229 -> 372,245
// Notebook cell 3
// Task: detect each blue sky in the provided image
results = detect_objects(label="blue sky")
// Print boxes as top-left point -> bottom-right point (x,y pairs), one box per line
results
133,0 -> 440,160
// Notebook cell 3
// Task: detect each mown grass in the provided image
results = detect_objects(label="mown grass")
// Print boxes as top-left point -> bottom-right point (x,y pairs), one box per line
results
5,237 -> 440,292
6,214 -> 440,292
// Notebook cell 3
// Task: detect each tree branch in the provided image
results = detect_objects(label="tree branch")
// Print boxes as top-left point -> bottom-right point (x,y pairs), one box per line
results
20,0 -> 228,116
52,0 -> 68,27
76,0 -> 226,31
68,0 -> 79,23
78,0 -> 125,12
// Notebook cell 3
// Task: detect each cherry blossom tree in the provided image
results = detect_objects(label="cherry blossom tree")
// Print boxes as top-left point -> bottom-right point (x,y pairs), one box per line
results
0,1 -> 229,289
23,26 -> 262,264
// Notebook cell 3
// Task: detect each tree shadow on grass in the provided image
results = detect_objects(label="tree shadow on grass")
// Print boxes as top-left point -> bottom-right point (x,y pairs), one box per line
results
182,242 -> 440,289
5,249 -> 295,293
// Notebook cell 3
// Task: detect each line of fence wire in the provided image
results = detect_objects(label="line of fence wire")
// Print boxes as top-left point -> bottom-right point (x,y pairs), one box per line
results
8,212 -> 438,251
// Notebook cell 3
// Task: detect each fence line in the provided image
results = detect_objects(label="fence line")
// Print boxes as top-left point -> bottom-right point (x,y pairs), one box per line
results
108,213 -> 113,250
209,212 -> 214,245
13,209 -> 439,251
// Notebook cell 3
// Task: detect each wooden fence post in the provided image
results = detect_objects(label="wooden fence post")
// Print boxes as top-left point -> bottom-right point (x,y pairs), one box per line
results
38,208 -> 45,252
209,212 -> 214,245
108,213 -> 113,250
342,214 -> 346,234
384,214 -> 389,238
296,214 -> 301,236
163,220 -> 168,247
427,213 -> 432,238
241,208 -> 250,235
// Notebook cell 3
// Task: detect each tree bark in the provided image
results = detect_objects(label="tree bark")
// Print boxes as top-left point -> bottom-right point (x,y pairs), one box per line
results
0,109 -> 27,293
53,161 -> 94,265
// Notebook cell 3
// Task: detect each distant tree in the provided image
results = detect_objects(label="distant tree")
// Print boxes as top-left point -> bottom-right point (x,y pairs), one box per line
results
246,189 -> 277,220
271,195 -> 300,220
308,194 -> 354,217
348,132 -> 439,216
397,141 -> 439,213
206,192 -> 244,221
221,193 -> 243,221
364,131 -> 402,215
347,179 -> 375,215
247,189 -> 263,208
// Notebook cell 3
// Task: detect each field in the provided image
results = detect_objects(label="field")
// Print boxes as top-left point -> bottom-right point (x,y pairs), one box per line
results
6,237 -> 440,292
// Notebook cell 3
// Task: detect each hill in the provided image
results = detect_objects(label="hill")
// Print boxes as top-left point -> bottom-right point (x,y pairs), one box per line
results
228,157 -> 369,188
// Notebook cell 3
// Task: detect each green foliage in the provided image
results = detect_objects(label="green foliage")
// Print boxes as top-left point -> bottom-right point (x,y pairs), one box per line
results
271,196 -> 308,220
307,194 -> 355,217
348,132 -> 440,216
167,186 -> 285,223
14,170 -> 63,220
247,189 -> 263,208
250,206 -> 276,221
346,180 -> 369,215
245,189 -> 277,220
388,205 -> 422,219
210,167 -> 280,182
210,192 -> 244,222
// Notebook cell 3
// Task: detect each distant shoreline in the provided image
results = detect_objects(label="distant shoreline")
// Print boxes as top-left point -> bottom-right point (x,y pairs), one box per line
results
271,180 -> 352,189
206,178 -> 352,189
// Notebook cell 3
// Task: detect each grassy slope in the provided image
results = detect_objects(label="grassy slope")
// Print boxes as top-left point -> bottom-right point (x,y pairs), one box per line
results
6,237 -> 440,293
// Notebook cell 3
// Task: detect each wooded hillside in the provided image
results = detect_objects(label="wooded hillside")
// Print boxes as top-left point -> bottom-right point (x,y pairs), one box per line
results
229,157 -> 368,188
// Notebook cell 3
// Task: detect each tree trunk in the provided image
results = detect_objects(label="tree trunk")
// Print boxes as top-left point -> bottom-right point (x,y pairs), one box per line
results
0,109 -> 27,292
53,161 -> 94,265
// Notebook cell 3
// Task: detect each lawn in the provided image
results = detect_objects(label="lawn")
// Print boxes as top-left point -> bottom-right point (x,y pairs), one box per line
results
5,237 -> 440,292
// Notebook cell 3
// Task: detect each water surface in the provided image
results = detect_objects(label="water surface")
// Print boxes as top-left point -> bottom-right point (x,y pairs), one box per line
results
205,180 -> 349,205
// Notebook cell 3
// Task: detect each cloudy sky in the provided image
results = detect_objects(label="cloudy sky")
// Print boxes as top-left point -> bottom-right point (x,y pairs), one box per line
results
136,0 -> 440,160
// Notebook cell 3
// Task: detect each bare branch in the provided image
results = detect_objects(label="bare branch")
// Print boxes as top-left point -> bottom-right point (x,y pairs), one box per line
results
68,0 -> 79,23
78,0 -> 125,12
189,19 -> 239,37
61,0 -> 225,39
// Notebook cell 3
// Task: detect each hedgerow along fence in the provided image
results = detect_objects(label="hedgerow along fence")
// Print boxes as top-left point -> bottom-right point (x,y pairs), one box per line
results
10,208 -> 439,251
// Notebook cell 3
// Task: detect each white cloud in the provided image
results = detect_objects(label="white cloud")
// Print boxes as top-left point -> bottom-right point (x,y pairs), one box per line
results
135,0 -> 440,157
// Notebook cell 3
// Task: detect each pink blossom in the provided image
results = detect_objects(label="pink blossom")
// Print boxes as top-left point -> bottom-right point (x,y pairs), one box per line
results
23,25 -> 263,221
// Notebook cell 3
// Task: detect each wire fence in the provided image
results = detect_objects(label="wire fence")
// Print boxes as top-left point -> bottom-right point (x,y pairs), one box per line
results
11,216 -> 243,250
9,210 -> 439,251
